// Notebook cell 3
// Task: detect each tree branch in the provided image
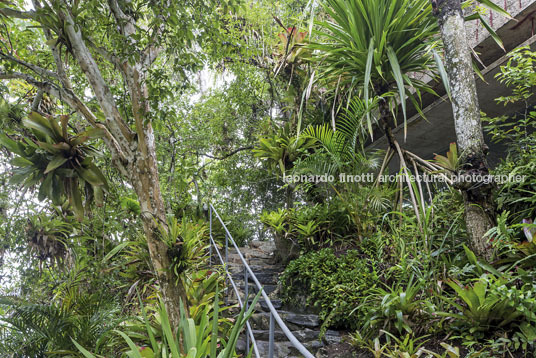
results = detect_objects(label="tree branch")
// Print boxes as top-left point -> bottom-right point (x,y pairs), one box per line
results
141,1 -> 172,67
0,8 -> 36,20
57,5 -> 134,152
31,0 -> 73,91
0,50 -> 60,81
107,0 -> 137,38
202,146 -> 254,160
0,71 -> 128,165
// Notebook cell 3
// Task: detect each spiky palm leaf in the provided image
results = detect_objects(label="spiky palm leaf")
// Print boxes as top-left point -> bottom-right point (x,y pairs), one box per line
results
309,0 -> 442,137
0,112 -> 107,219
308,0 -> 510,138
0,293 -> 121,357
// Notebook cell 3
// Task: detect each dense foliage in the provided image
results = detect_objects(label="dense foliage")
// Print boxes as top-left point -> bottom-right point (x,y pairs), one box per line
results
275,47 -> 536,356
0,0 -> 535,357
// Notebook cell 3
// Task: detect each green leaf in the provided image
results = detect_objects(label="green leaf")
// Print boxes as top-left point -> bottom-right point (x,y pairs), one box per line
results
70,135 -> 90,147
24,112 -> 56,140
60,115 -> 69,138
102,241 -> 133,263
477,0 -> 513,20
10,172 -> 29,186
72,339 -> 97,358
386,46 -> 407,138
38,173 -> 53,201
68,179 -> 84,220
89,164 -> 108,189
433,49 -> 451,100
0,133 -> 23,155
36,141 -> 61,153
44,155 -> 68,174
51,175 -> 63,205
186,347 -> 197,358
138,293 -> 159,356
10,156 -> 33,167
48,116 -> 63,139
77,166 -> 105,187
158,296 -> 180,357
364,39 -> 375,139
476,13 -> 505,51
116,331 -> 143,358
94,185 -> 104,207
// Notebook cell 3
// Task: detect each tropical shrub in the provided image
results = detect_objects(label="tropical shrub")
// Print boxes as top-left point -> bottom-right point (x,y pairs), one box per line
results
75,280 -> 262,358
260,199 -> 353,255
0,292 -> 123,357
280,248 -> 379,332
360,275 -> 429,337
484,47 -> 536,224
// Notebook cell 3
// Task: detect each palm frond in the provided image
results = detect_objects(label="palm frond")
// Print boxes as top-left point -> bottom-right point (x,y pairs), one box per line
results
309,0 -> 440,136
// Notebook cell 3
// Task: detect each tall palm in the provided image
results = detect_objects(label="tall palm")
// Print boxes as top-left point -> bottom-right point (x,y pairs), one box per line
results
308,0 -> 448,223
309,0 -> 508,233
310,0 -> 445,140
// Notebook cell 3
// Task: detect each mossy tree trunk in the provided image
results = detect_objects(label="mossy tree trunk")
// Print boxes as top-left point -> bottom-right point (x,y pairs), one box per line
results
432,0 -> 495,259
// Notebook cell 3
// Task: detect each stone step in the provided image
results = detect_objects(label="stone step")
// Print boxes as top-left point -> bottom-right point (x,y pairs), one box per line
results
250,311 -> 320,331
228,256 -> 275,267
226,298 -> 283,312
236,338 -> 324,358
228,265 -> 283,277
239,283 -> 278,295
228,248 -> 272,258
248,240 -> 276,252
231,271 -> 279,285
252,328 -> 320,342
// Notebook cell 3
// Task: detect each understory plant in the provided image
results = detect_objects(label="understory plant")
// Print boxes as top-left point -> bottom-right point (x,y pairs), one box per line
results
484,46 -> 536,224
74,280 -> 262,358
0,290 -> 123,357
361,275 -> 429,337
260,199 -> 353,253
280,248 -> 379,332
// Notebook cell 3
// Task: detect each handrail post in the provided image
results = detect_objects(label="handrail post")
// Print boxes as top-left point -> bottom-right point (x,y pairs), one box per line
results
225,232 -> 228,265
209,206 -> 212,266
269,312 -> 275,358
224,232 -> 228,305
244,266 -> 249,308
245,266 -> 250,353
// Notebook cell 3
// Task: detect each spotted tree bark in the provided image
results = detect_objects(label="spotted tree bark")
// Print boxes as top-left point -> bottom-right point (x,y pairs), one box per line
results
432,0 -> 495,259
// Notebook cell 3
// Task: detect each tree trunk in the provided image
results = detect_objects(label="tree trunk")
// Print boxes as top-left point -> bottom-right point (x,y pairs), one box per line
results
377,98 -> 422,224
432,0 -> 495,259
129,125 -> 188,328
56,4 -> 189,328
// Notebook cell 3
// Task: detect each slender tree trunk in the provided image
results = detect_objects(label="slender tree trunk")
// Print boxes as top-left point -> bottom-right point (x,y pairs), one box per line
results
57,3 -> 188,328
377,97 -> 422,224
432,0 -> 495,259
129,125 -> 188,328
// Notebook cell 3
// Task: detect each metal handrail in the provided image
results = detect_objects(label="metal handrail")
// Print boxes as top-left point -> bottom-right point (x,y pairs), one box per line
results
209,204 -> 315,358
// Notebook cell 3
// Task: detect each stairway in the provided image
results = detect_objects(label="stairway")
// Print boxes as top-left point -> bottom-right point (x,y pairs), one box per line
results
223,241 -> 341,358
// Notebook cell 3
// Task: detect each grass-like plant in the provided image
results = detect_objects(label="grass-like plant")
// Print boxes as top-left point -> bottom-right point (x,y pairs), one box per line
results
73,282 -> 262,358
